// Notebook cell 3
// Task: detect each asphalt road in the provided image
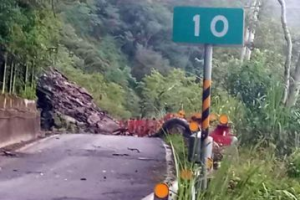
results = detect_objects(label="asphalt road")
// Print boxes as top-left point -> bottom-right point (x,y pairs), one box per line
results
0,135 -> 167,200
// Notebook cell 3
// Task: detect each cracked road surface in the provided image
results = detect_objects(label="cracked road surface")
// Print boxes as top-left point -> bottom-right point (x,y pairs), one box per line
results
0,135 -> 167,200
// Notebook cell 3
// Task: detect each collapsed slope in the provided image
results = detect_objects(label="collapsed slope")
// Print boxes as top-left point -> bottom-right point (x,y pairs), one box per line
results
37,68 -> 119,134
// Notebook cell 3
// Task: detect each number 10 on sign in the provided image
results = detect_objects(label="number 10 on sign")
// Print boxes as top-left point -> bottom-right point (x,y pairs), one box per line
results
193,15 -> 229,38
173,7 -> 244,46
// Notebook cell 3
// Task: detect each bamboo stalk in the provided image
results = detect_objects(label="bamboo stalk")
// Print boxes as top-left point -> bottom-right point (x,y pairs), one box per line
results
12,63 -> 17,94
1,54 -> 7,94
31,64 -> 35,88
25,63 -> 29,91
9,61 -> 14,94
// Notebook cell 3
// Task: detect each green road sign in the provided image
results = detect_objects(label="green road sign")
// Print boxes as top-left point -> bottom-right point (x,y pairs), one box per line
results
173,7 -> 245,46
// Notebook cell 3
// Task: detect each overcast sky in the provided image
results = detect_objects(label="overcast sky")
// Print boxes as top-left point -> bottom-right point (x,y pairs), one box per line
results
266,0 -> 300,27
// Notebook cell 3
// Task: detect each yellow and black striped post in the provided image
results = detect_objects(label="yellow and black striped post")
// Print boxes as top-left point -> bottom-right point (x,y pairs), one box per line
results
201,79 -> 211,140
200,44 -> 213,190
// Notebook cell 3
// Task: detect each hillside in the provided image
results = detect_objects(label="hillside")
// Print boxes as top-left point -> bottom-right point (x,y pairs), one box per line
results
54,0 -> 300,150
55,0 -> 298,116
1,0 -> 299,118
2,0 -> 300,199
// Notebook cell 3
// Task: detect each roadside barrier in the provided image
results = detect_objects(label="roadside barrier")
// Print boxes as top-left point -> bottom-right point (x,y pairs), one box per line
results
0,94 -> 41,148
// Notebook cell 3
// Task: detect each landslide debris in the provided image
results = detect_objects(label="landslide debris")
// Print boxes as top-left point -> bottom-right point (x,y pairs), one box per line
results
36,68 -> 119,134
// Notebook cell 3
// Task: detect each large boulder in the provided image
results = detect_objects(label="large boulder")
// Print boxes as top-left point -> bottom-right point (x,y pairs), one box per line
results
37,68 -> 119,134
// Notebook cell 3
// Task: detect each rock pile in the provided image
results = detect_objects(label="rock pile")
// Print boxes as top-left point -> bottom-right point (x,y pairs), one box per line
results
36,68 -> 119,134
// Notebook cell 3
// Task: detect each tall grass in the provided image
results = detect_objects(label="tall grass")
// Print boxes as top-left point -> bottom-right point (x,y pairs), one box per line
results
241,81 -> 300,156
212,80 -> 300,155
166,134 -> 300,200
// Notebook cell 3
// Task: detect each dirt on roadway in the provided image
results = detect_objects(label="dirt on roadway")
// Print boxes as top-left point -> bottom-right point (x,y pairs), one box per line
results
0,134 -> 167,200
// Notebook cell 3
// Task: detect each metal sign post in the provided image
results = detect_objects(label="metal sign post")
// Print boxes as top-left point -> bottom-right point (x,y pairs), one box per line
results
172,5 -> 245,195
200,44 -> 213,190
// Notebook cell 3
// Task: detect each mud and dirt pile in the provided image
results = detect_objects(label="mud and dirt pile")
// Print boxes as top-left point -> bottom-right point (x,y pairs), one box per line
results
36,68 -> 119,134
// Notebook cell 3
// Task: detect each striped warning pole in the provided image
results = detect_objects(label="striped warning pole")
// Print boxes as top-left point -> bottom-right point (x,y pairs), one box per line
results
202,79 -> 211,140
200,44 -> 213,190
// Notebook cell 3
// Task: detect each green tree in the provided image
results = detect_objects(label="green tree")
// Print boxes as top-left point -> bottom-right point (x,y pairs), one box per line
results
140,69 -> 202,117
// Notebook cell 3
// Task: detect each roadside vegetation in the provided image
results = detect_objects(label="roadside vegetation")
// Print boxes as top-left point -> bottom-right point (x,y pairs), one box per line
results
166,134 -> 300,199
1,0 -> 300,198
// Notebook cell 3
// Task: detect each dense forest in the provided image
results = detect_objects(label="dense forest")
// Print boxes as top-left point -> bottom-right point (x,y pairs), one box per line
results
2,0 -> 300,198
0,0 -> 255,117
1,0 -> 300,143
0,0 -> 298,138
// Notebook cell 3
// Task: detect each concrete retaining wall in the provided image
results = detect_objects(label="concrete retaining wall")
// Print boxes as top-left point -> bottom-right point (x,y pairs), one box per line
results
0,94 -> 41,148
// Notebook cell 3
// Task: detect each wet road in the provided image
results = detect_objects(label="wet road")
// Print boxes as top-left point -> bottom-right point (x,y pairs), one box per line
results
0,135 -> 167,200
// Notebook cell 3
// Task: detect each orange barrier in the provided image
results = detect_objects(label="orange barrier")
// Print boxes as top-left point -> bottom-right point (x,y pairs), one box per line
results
119,114 -> 175,137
